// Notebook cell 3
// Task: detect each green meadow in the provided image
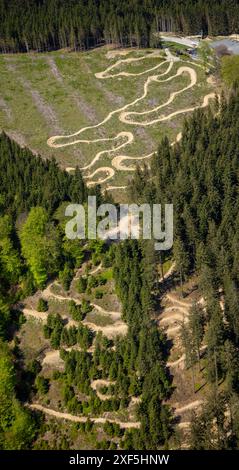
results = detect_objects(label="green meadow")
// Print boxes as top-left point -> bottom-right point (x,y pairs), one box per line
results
0,46 -> 215,189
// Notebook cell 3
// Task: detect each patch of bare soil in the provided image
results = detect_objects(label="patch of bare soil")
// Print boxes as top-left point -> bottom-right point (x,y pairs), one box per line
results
5,59 -> 61,133
46,57 -> 64,83
0,96 -> 12,119
23,79 -> 61,133
5,131 -> 28,149
158,269 -> 207,442
4,60 -> 17,72
73,94 -> 99,126
106,49 -> 133,59
47,56 -> 99,126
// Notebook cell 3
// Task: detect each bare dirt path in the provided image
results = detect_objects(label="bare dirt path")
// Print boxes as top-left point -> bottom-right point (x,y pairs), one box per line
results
167,354 -> 186,368
75,262 -> 103,280
174,400 -> 203,415
89,263 -> 103,275
167,344 -> 207,369
47,57 -> 171,149
95,50 -> 166,79
158,261 -> 176,282
120,66 -> 197,125
47,49 -> 215,187
42,282 -> 122,321
158,300 -> 190,333
29,403 -> 140,429
19,75 -> 61,134
91,379 -> 114,401
165,293 -> 193,309
22,307 -> 48,323
82,320 -> 127,338
22,279 -> 127,338
85,167 -> 115,186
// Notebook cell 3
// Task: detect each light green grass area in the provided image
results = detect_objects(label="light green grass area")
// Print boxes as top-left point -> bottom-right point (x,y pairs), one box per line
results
0,46 -> 215,188
221,55 -> 239,85
18,318 -> 49,363
99,268 -> 113,281
85,311 -> 114,326
161,41 -> 189,52
162,258 -> 172,274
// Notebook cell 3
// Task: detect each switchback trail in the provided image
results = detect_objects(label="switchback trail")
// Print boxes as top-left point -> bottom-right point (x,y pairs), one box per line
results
29,403 -> 140,429
22,279 -> 127,338
47,49 -> 215,188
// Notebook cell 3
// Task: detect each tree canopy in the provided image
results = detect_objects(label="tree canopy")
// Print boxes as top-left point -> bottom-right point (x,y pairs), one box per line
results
0,0 -> 238,53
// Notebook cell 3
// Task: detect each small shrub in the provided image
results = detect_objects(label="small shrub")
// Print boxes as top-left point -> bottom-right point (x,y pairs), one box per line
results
81,299 -> 92,314
68,300 -> 84,321
59,264 -> 74,291
95,290 -> 103,299
37,298 -> 48,312
77,276 -> 87,294
35,376 -> 49,395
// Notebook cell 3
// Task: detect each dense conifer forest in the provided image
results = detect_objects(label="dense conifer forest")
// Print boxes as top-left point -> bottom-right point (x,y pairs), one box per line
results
112,240 -> 171,448
0,0 -> 239,53
2,0 -> 239,444
2,84 -> 239,447
0,131 -> 171,449
129,86 -> 239,448
0,133 -> 98,448
0,133 -> 88,216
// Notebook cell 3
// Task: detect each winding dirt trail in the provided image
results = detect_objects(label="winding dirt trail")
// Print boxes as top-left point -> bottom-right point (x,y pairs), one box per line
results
75,262 -> 103,280
158,268 -> 206,424
85,167 -> 115,186
120,66 -> 197,125
158,267 -> 188,366
22,279 -> 127,338
47,49 -> 215,187
174,400 -> 203,415
95,50 -> 166,79
91,379 -> 114,401
82,320 -> 127,338
167,344 -> 207,369
27,262 -> 203,431
42,345 -> 95,367
47,57 -> 171,149
22,307 -> 48,323
29,403 -> 140,429
159,291 -> 195,333
42,282 -> 122,322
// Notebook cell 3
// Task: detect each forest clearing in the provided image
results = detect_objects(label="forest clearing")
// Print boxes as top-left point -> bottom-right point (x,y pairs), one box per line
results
0,44 -> 215,191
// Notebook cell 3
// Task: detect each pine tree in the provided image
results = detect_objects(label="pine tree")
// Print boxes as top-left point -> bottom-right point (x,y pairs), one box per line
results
20,207 -> 61,288
188,302 -> 205,369
173,238 -> 190,296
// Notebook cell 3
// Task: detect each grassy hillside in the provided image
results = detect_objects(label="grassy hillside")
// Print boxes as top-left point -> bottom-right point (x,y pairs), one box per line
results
0,46 -> 215,189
